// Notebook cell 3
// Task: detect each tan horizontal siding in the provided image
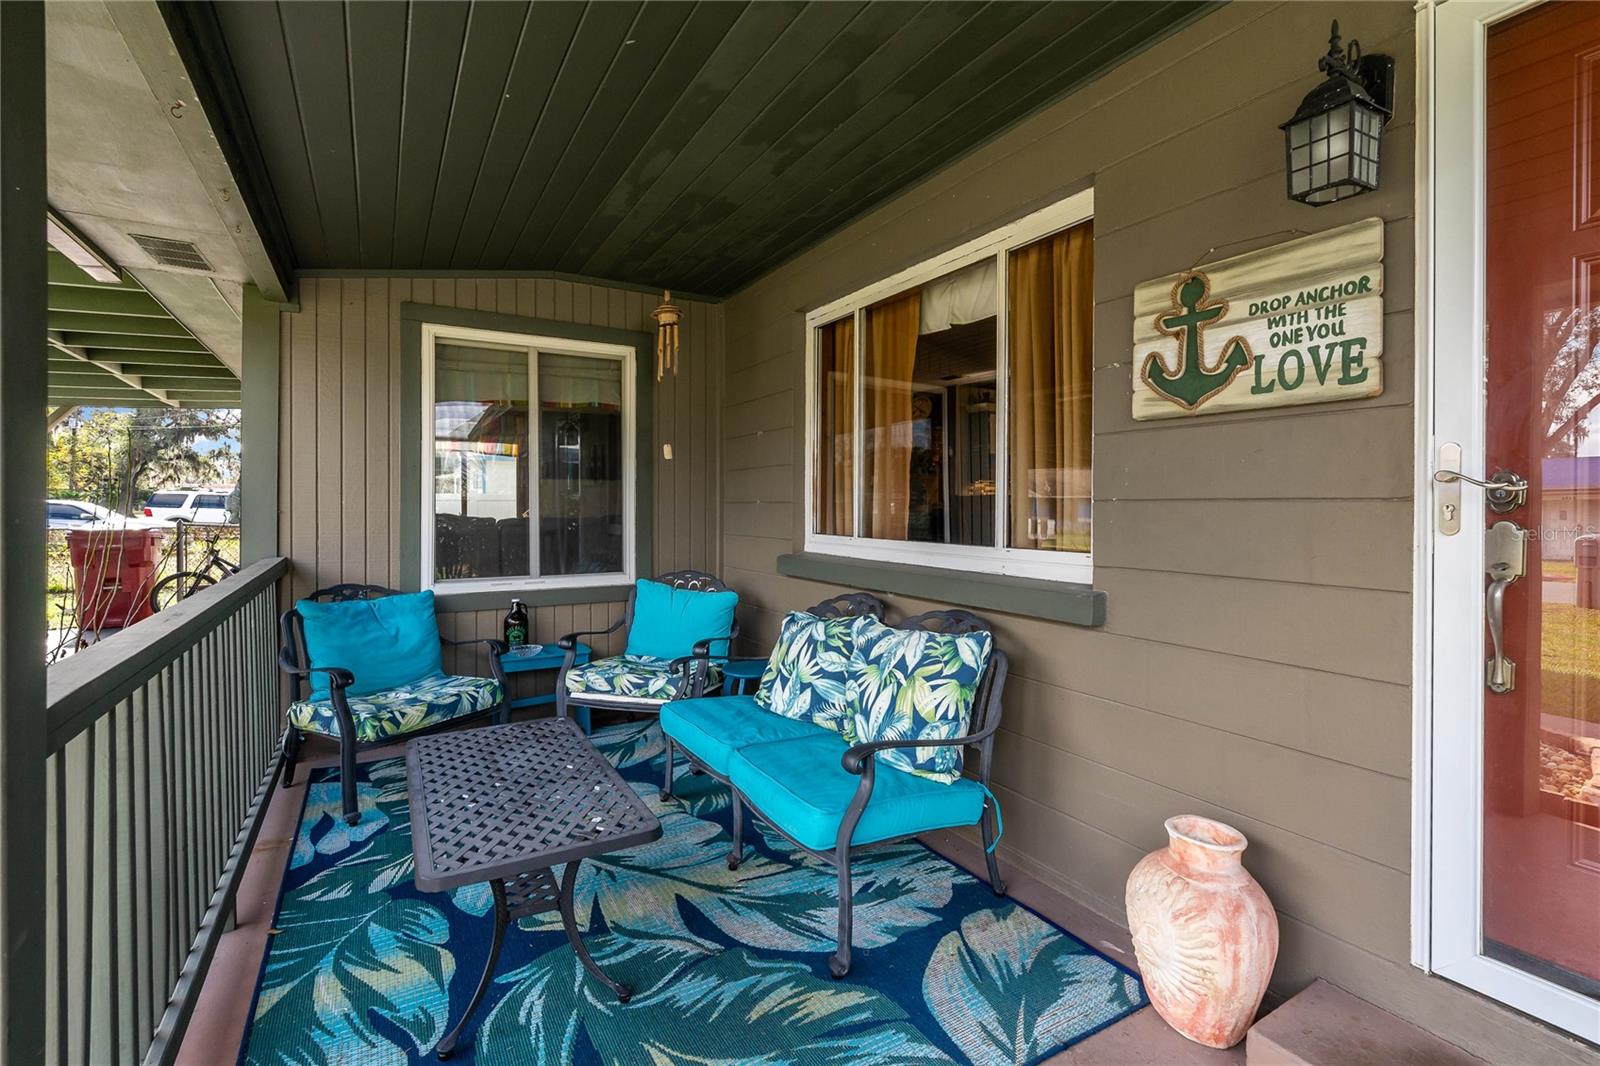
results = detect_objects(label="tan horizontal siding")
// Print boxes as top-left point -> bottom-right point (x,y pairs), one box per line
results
711,3 -> 1589,1061
1094,499 -> 1413,591
1094,404 -> 1415,500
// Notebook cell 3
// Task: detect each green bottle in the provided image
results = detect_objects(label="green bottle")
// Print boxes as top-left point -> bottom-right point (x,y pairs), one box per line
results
504,599 -> 529,648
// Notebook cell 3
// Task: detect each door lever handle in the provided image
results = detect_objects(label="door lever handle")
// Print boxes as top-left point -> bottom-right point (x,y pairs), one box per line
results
1433,468 -> 1529,513
1432,469 -> 1529,491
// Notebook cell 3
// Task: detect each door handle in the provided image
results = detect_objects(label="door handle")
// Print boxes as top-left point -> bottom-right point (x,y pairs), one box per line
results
1433,466 -> 1529,514
1485,570 -> 1516,694
1484,520 -> 1527,694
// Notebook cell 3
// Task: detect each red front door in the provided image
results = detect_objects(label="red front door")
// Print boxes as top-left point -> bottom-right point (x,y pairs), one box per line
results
1482,0 -> 1600,993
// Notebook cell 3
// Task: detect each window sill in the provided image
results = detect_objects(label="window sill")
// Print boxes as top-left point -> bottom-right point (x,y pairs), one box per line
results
775,552 -> 1106,627
433,583 -> 632,614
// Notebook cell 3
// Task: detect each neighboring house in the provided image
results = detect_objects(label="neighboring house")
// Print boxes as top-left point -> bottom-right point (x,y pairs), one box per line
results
1541,456 -> 1600,561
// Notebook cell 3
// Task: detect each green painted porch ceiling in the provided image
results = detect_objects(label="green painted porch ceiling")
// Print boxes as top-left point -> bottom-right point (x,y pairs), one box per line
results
204,0 -> 1208,296
47,251 -> 240,409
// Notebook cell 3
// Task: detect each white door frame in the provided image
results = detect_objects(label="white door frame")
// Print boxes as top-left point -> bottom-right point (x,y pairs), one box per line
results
1415,0 -> 1600,1042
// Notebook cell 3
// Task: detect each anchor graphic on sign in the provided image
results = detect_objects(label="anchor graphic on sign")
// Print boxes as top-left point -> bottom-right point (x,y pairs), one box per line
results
1140,272 -> 1252,411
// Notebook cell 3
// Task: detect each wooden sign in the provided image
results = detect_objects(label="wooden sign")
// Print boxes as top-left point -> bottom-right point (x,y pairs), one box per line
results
1131,217 -> 1384,420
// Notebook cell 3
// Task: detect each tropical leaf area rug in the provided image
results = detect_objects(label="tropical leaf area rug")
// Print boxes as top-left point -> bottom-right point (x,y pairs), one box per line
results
239,720 -> 1146,1066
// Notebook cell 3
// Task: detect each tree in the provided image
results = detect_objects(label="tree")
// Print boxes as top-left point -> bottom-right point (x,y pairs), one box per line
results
47,407 -> 242,509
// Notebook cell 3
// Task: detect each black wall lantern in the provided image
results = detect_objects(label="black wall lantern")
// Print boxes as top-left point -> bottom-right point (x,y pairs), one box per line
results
1280,20 -> 1394,206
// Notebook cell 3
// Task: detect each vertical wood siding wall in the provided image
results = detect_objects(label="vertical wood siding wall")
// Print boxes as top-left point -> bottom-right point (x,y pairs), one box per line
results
275,276 -> 723,674
719,4 -> 1583,1063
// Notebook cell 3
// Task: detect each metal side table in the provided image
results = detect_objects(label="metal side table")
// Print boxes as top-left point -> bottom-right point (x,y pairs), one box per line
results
499,641 -> 592,730
406,718 -> 660,1059
720,657 -> 766,695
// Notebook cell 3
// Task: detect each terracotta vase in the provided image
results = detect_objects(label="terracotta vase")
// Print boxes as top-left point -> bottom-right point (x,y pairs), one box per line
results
1124,815 -> 1279,1049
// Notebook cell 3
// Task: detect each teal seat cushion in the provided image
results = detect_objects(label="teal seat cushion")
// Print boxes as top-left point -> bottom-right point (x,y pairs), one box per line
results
296,590 -> 443,701
754,611 -> 866,741
850,616 -> 993,784
624,578 -> 738,660
565,655 -> 723,705
661,695 -> 833,777
728,733 -> 987,851
288,673 -> 501,744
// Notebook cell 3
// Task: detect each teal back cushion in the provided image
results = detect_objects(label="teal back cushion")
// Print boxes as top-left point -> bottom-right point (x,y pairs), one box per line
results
297,590 -> 444,701
624,578 -> 738,661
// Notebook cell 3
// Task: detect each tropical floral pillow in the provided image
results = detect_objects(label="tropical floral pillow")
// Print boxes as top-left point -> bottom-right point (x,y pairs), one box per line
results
849,617 -> 994,784
754,611 -> 865,740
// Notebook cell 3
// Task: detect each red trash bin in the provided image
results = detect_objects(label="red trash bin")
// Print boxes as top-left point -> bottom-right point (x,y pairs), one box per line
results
68,527 -> 166,631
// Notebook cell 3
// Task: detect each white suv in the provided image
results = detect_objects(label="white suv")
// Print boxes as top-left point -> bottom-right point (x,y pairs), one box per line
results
142,486 -> 235,525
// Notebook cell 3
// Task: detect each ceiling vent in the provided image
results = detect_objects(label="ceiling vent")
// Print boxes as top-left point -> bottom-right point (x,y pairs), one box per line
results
128,233 -> 212,272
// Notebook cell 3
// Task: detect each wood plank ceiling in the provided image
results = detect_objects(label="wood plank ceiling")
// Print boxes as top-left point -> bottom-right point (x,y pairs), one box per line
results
47,251 -> 239,409
199,0 -> 1209,296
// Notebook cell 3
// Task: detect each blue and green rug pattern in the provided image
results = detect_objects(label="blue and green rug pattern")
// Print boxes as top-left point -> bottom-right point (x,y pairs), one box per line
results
239,720 -> 1145,1065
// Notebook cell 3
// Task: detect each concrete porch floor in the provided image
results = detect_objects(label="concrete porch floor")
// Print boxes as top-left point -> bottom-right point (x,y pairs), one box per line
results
176,729 -> 1247,1066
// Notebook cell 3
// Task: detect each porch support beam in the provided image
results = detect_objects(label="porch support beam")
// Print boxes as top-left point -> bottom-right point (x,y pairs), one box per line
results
0,4 -> 49,1062
240,284 -> 279,561
112,2 -> 294,302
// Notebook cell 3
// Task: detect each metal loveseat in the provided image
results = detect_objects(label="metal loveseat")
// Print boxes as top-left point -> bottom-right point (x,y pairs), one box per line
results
660,602 -> 1009,977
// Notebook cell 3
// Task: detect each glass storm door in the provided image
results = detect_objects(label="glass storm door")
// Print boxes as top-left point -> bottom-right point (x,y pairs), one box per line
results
1429,0 -> 1600,1041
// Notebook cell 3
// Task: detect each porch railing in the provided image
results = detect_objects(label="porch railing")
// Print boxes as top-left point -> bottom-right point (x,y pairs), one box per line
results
43,555 -> 289,1065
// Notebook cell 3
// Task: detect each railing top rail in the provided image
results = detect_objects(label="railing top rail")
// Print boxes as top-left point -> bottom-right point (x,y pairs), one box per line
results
46,555 -> 288,754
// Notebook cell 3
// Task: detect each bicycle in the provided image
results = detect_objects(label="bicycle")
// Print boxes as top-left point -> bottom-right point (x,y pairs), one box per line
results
148,518 -> 241,612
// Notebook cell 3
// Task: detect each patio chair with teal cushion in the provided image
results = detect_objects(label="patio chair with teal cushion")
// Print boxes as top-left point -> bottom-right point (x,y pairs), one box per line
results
555,571 -> 738,729
278,584 -> 508,824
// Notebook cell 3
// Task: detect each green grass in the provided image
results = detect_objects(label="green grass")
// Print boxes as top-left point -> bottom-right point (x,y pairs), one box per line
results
1544,559 -> 1577,583
1541,602 -> 1600,724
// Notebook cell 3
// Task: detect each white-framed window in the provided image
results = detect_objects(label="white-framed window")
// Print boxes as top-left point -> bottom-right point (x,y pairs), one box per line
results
419,322 -> 636,593
804,189 -> 1094,583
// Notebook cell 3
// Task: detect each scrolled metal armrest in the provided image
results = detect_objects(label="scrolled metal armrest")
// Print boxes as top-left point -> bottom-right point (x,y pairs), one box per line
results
443,636 -> 511,683
841,727 -> 996,775
557,619 -> 623,651
668,635 -> 736,673
306,665 -> 356,691
441,636 -> 509,655
276,648 -> 354,689
691,634 -> 734,659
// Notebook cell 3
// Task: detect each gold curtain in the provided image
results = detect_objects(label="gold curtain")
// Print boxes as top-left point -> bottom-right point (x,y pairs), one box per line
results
864,290 -> 922,540
815,317 -> 855,536
1008,220 -> 1093,551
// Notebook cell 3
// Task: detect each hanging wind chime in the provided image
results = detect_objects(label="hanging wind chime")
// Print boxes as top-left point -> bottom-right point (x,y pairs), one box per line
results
652,291 -> 681,381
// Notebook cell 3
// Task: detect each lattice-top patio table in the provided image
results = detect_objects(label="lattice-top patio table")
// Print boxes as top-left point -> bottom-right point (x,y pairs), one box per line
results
406,717 -> 661,1060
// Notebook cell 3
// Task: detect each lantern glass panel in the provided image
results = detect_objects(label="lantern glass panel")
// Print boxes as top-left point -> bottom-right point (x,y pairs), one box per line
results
1284,95 -> 1385,205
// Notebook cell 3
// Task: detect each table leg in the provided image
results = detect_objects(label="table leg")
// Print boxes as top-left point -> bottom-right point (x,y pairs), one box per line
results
436,879 -> 509,1060
558,859 -> 631,1002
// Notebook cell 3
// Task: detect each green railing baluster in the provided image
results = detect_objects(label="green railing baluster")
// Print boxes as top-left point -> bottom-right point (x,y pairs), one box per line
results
41,559 -> 287,1064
